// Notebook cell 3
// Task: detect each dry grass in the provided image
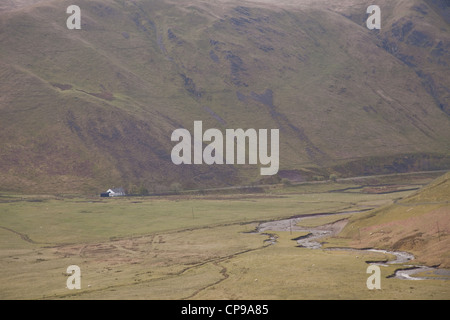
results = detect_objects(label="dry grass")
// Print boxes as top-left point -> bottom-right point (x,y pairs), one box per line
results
327,173 -> 450,268
1,176 -> 449,299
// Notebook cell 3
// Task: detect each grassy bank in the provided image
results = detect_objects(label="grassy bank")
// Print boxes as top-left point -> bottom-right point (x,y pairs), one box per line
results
0,175 -> 448,299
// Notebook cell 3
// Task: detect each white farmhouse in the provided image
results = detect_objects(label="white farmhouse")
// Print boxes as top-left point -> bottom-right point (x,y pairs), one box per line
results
105,187 -> 126,197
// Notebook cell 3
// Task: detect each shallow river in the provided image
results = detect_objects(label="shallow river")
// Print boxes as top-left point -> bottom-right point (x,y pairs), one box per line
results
255,213 -> 449,281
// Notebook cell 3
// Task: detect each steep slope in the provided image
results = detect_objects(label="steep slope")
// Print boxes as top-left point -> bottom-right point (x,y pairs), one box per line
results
335,172 -> 450,268
0,0 -> 449,194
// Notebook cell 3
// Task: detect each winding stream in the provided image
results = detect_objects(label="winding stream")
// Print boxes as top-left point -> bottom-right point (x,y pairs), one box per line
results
255,213 -> 449,281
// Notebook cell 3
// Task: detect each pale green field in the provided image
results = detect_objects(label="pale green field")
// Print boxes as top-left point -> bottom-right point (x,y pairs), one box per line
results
0,180 -> 448,299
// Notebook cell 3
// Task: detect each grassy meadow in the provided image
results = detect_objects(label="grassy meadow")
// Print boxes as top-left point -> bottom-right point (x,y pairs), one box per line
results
0,174 -> 448,299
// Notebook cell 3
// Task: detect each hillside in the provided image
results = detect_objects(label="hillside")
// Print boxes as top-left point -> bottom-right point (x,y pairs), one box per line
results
0,0 -> 449,194
334,171 -> 450,268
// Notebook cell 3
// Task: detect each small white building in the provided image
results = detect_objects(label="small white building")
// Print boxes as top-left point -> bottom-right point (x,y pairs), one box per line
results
106,187 -> 126,197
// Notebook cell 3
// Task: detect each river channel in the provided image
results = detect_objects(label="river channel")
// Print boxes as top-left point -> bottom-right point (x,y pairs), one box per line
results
255,212 -> 450,281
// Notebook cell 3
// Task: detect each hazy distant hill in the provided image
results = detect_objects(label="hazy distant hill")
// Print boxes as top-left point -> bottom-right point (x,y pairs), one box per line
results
0,0 -> 449,194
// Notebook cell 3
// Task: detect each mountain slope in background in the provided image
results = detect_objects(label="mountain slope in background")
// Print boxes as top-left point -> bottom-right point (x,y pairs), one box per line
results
0,0 -> 449,194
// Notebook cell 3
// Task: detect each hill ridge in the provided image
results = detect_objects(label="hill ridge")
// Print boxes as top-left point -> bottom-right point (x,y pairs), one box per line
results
0,0 -> 449,194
